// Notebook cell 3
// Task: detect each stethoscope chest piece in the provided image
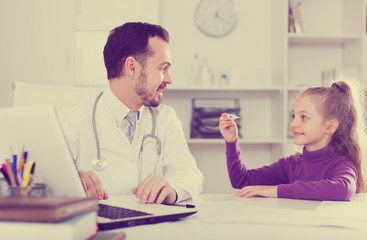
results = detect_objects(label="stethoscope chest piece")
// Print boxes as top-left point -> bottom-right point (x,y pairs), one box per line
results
91,156 -> 107,171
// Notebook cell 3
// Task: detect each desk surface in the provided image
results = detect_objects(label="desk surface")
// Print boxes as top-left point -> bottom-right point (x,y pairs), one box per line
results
95,193 -> 367,240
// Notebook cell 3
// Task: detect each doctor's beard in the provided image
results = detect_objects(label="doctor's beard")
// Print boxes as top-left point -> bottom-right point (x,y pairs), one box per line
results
135,69 -> 165,107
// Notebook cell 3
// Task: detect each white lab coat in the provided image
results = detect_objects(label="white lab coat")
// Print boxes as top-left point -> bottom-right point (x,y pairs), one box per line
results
58,87 -> 203,202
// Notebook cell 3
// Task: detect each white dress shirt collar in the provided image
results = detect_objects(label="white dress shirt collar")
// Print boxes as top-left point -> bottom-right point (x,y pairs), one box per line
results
103,86 -> 145,127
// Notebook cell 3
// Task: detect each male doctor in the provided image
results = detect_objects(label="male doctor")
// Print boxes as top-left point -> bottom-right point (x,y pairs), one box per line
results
59,22 -> 203,204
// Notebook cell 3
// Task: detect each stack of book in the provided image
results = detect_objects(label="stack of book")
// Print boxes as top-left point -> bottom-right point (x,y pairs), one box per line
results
0,196 -> 99,240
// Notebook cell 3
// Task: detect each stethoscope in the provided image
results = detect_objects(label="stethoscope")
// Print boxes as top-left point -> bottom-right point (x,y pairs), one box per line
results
90,91 -> 162,184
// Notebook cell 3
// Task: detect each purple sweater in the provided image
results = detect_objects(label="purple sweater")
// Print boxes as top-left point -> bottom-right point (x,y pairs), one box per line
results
226,140 -> 358,201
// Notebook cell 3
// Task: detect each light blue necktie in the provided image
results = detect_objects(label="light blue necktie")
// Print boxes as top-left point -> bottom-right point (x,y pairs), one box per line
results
125,111 -> 139,143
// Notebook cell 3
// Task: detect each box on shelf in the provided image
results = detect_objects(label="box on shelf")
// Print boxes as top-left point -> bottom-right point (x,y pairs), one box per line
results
321,68 -> 360,87
191,98 -> 241,139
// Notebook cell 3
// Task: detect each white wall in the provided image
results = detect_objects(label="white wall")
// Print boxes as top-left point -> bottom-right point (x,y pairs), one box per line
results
159,0 -> 275,193
0,1 -> 75,108
160,0 -> 273,88
1,0 -> 273,107
0,0 -> 160,107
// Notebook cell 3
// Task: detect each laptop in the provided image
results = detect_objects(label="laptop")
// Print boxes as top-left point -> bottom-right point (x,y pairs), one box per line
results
0,105 -> 197,230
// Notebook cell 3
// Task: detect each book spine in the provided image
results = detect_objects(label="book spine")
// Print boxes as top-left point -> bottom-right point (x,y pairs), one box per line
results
290,1 -> 304,33
0,199 -> 98,222
288,5 -> 295,33
55,200 -> 99,222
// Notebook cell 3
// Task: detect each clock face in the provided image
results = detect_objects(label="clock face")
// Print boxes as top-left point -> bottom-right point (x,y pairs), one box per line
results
195,0 -> 238,37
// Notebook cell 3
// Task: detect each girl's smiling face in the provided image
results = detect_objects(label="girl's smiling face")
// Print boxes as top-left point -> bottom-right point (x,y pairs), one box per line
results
290,95 -> 333,151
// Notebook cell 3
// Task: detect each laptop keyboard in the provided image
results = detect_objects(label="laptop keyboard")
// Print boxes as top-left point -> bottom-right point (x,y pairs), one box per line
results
98,204 -> 152,220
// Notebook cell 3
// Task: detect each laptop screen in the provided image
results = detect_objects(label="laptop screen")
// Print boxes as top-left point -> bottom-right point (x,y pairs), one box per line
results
0,105 -> 86,197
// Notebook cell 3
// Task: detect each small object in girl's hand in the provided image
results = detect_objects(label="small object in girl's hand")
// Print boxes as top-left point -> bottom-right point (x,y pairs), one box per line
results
227,114 -> 240,120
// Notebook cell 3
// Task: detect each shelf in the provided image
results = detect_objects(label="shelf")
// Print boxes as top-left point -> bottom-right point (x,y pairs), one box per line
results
187,138 -> 284,144
288,34 -> 363,44
287,86 -> 310,92
167,86 -> 284,91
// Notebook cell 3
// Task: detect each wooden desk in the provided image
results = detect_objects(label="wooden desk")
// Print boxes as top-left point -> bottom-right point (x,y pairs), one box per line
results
95,193 -> 367,240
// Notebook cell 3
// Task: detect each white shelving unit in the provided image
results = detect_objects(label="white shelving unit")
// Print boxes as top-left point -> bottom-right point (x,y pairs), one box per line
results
285,0 -> 367,156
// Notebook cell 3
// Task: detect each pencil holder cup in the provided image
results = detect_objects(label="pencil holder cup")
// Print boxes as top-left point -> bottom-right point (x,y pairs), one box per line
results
8,183 -> 47,197
0,178 -> 7,196
8,186 -> 30,197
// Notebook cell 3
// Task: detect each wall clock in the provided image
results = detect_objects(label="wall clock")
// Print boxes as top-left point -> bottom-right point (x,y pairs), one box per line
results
195,0 -> 238,37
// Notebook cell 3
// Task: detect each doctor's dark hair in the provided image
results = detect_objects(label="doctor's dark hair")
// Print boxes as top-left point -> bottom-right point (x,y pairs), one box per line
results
299,80 -> 367,192
103,22 -> 170,80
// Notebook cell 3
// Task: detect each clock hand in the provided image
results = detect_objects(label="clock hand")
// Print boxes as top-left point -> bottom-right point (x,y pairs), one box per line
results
215,11 -> 230,24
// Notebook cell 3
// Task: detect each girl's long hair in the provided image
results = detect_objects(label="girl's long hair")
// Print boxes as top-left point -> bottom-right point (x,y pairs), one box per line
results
300,79 -> 366,192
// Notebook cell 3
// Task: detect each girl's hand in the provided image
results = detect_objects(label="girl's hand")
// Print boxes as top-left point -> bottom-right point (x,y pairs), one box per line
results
219,113 -> 239,142
235,185 -> 278,198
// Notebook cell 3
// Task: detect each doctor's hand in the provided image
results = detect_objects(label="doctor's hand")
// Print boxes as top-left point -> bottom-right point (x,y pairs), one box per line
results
235,185 -> 278,198
132,174 -> 177,204
79,170 -> 109,200
219,113 -> 238,142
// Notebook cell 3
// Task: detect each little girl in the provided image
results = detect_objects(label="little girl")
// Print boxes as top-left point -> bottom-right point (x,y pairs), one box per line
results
219,80 -> 366,201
